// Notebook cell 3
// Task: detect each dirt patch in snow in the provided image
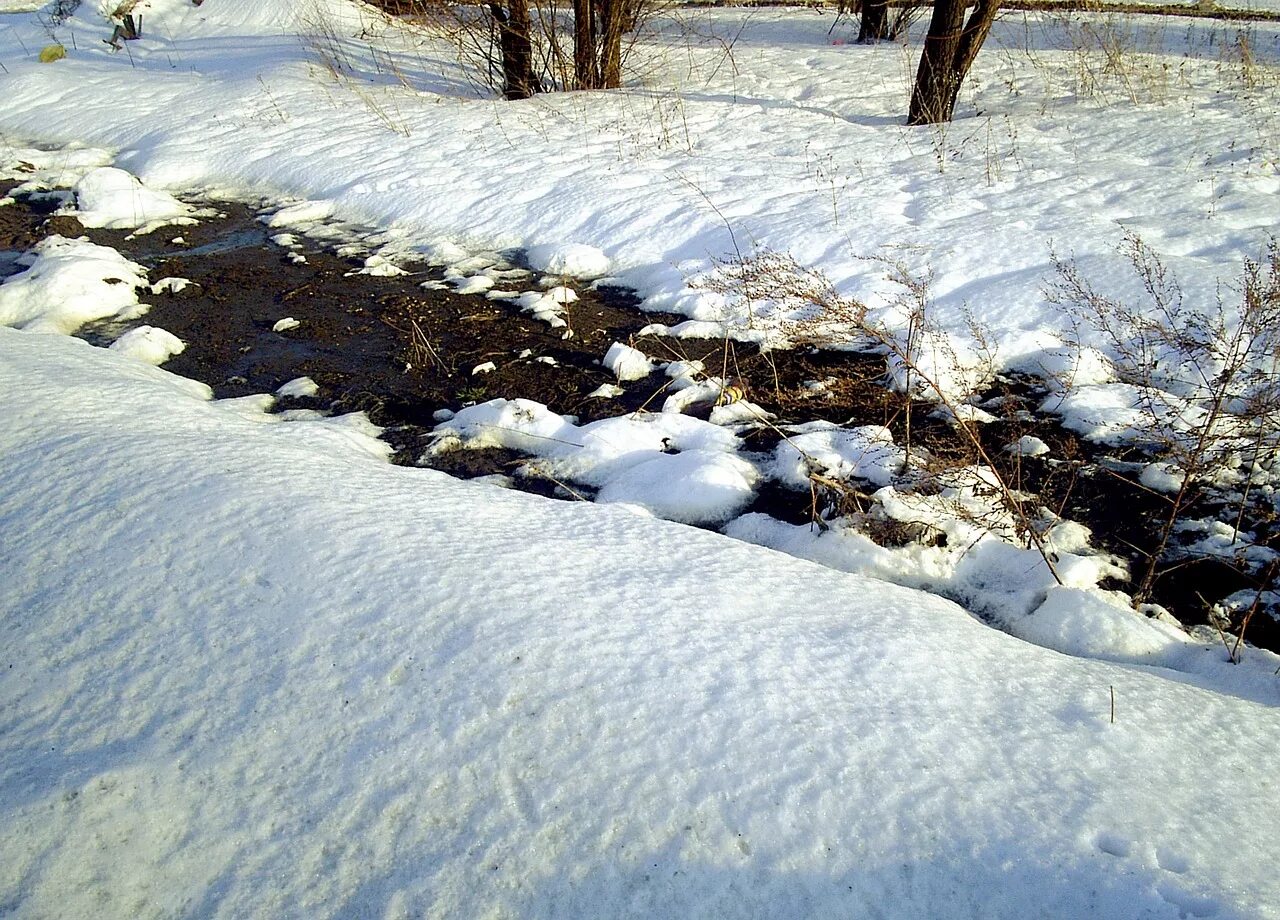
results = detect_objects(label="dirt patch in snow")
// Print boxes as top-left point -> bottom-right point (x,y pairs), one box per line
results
2,183 -> 1275,652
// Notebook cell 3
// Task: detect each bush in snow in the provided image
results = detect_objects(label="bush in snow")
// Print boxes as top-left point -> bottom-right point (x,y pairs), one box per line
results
1048,234 -> 1280,631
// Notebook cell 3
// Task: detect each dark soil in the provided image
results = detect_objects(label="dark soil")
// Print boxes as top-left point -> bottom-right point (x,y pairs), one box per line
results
3,181 -> 1275,652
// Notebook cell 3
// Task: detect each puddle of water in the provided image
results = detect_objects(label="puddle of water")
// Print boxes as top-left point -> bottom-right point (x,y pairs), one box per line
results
169,228 -> 269,259
0,251 -> 22,279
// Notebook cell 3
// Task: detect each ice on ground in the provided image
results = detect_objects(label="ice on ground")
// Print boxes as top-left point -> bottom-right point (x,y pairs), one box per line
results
603,341 -> 654,382
108,325 -> 184,365
0,235 -> 147,334
69,166 -> 196,233
771,423 -> 905,489
526,243 -> 611,280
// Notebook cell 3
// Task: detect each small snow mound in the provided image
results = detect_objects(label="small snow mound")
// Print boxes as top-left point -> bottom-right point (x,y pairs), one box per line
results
151,277 -> 193,296
1006,435 -> 1050,458
267,200 -> 335,228
772,424 -> 904,489
595,449 -> 758,525
277,376 -> 320,399
355,254 -> 408,278
603,341 -> 653,382
0,235 -> 148,335
109,326 -> 184,365
1140,461 -> 1186,493
526,243 -> 611,280
1014,587 -> 1184,660
71,167 -> 194,232
453,275 -> 495,295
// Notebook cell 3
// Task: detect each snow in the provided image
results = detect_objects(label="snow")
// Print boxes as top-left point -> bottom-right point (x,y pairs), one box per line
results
770,422 -> 905,489
1007,434 -> 1051,457
69,165 -> 198,233
277,375 -> 320,398
2,0 -> 1280,913
0,235 -> 148,334
526,242 -> 612,279
4,330 -> 1280,918
604,340 -> 655,381
595,448 -> 759,524
107,324 -> 184,364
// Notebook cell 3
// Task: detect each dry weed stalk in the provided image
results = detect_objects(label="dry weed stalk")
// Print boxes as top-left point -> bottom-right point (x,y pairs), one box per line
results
1049,234 -> 1280,605
703,248 -> 1064,580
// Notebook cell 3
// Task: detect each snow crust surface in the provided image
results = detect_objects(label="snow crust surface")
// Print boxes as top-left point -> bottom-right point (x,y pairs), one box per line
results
4,329 -> 1280,919
2,0 -> 1280,914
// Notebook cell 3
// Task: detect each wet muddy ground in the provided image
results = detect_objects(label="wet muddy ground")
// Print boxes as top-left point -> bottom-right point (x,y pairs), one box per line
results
3,180 -> 1276,651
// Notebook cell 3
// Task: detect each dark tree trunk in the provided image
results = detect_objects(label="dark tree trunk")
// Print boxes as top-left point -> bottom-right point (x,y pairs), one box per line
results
907,0 -> 1000,125
573,0 -> 600,88
596,0 -> 627,89
490,0 -> 536,100
858,0 -> 890,42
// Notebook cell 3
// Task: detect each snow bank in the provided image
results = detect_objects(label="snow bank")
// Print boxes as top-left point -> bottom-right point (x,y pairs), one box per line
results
3,328 -> 1280,918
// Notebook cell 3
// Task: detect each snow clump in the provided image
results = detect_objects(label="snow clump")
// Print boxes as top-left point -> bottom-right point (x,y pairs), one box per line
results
770,422 -> 904,489
603,341 -> 653,381
69,166 -> 196,233
526,243 -> 611,280
0,236 -> 147,334
108,325 -> 184,365
431,397 -> 753,525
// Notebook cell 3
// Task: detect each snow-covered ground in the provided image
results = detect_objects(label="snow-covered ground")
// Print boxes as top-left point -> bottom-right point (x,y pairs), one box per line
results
3,0 -> 1280,915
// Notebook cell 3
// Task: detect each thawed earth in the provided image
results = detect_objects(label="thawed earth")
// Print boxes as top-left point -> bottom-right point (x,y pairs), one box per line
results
2,0 -> 1280,916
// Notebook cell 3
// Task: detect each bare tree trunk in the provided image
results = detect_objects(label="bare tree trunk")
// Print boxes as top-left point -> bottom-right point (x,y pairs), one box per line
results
573,0 -> 599,88
907,0 -> 1000,125
597,0 -> 627,89
858,0 -> 890,42
490,0 -> 535,100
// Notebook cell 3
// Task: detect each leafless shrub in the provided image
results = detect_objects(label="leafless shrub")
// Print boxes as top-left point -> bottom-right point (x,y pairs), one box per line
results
1048,234 -> 1280,606
701,247 -> 1064,580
